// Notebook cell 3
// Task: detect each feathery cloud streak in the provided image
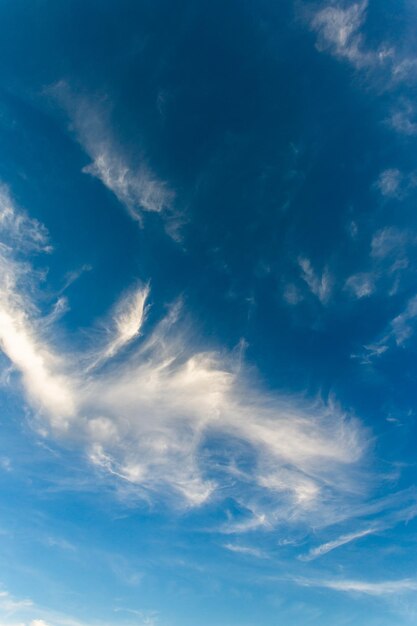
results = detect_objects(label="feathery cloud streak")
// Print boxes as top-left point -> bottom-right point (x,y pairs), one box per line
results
49,82 -> 174,224
299,527 -> 375,561
296,577 -> 417,595
0,187 -> 367,525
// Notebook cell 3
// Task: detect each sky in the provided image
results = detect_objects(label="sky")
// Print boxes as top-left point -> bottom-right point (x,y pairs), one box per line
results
0,1 -> 417,625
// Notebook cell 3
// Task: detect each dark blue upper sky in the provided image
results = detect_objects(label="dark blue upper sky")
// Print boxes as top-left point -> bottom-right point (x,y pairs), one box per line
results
0,2 -> 417,625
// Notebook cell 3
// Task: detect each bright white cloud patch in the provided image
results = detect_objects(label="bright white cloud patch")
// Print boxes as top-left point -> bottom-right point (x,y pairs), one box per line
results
0,189 -> 368,528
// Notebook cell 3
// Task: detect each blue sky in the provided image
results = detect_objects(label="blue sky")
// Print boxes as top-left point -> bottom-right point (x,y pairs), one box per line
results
0,1 -> 417,624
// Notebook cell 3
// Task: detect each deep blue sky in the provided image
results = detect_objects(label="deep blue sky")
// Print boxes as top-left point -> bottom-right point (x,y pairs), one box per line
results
0,1 -> 417,625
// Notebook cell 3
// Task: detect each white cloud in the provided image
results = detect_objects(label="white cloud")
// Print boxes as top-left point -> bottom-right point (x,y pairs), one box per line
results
0,585 -> 145,626
83,157 -> 172,220
375,168 -> 402,198
351,343 -> 388,364
370,227 -> 409,260
0,186 -> 50,254
299,527 -> 375,561
59,264 -> 92,295
345,272 -> 375,298
310,1 -> 391,70
297,576 -> 417,595
352,294 -> 417,363
299,257 -> 332,304
390,295 -> 417,345
49,82 -> 174,223
309,1 -> 417,99
87,284 -> 150,371
375,168 -> 417,200
0,188 -> 75,428
0,190 -> 368,526
222,543 -> 267,559
0,590 -> 33,614
283,283 -> 303,305
389,101 -> 417,136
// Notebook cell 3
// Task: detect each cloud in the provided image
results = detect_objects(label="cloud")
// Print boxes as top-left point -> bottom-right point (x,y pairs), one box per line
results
374,169 -> 403,198
309,1 -> 391,70
299,527 -> 375,561
298,257 -> 332,304
389,101 -> 417,136
370,227 -> 409,260
374,168 -> 417,200
0,187 -> 76,426
352,294 -> 417,363
390,295 -> 417,345
222,543 -> 268,559
0,188 -> 368,526
87,284 -> 150,371
0,186 -> 51,254
345,273 -> 375,298
49,82 -> 174,224
308,1 -> 417,101
0,590 -> 33,613
59,264 -> 92,295
83,157 -> 172,219
296,576 -> 417,595
351,343 -> 388,364
283,283 -> 304,305
0,586 -> 145,626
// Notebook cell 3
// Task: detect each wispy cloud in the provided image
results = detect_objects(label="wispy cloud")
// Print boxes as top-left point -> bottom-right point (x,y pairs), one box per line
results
0,185 -> 51,254
345,273 -> 375,299
59,264 -> 92,295
309,1 -> 391,70
0,187 -> 76,425
389,100 -> 417,136
0,185 -> 368,524
0,589 -> 33,613
222,543 -> 268,559
351,343 -> 388,364
86,284 -> 150,371
299,527 -> 375,561
0,585 -> 155,626
49,82 -> 175,226
283,283 -> 304,306
370,227 -> 410,260
353,293 -> 417,363
390,295 -> 417,345
299,257 -> 332,304
308,1 -> 417,145
374,168 -> 417,199
295,576 -> 417,595
374,168 -> 403,198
